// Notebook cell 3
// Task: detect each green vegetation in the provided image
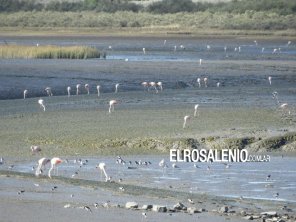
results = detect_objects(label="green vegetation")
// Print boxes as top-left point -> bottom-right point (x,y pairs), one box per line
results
0,0 -> 295,31
0,45 -> 101,59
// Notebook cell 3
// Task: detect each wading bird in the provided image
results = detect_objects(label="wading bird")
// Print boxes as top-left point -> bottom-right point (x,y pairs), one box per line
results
67,86 -> 71,97
45,87 -> 53,96
76,84 -> 81,95
48,157 -> 63,178
157,82 -> 163,91
224,46 -> 227,53
194,104 -> 199,117
23,89 -> 28,99
96,163 -> 108,182
262,47 -> 265,53
206,45 -> 211,50
35,157 -> 50,176
204,77 -> 208,88
143,48 -> 146,54
141,82 -> 149,91
163,40 -> 166,45
199,59 -> 203,66
217,82 -> 220,88
254,40 -> 258,46
149,82 -> 158,93
268,76 -> 272,85
109,99 -> 118,113
287,41 -> 291,46
115,83 -> 119,93
38,99 -> 46,111
96,85 -> 100,97
85,84 -> 90,95
31,145 -> 41,155
183,115 -> 190,129
197,78 -> 201,88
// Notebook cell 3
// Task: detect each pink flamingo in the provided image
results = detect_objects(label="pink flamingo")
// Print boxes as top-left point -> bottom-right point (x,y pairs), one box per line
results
67,86 -> 71,97
96,163 -> 109,181
96,85 -> 101,97
268,76 -> 272,85
85,84 -> 90,95
115,83 -> 120,93
23,89 -> 28,99
109,100 -> 118,113
38,99 -> 46,111
149,82 -> 158,93
197,78 -> 201,88
183,115 -> 190,129
48,157 -> 63,178
157,82 -> 163,91
141,82 -> 149,91
194,104 -> 199,117
76,84 -> 81,95
35,157 -> 50,176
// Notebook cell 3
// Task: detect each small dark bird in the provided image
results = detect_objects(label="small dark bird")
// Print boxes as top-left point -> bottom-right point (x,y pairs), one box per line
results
83,206 -> 92,213
51,186 -> 58,191
94,203 -> 99,208
188,198 -> 194,204
18,190 -> 25,195
266,175 -> 271,180
273,192 -> 279,198
8,165 -> 14,169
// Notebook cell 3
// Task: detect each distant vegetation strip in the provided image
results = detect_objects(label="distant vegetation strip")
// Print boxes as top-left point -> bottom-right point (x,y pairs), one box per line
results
0,11 -> 295,31
0,45 -> 101,59
0,0 -> 295,15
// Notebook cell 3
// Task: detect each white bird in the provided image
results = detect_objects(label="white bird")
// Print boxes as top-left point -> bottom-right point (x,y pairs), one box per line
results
204,77 -> 208,88
194,104 -> 199,117
224,46 -> 227,52
96,163 -> 108,182
163,40 -> 166,45
143,48 -> 146,54
48,157 -> 63,178
38,99 -> 46,111
23,89 -> 28,99
108,45 -> 112,50
183,115 -> 190,129
76,84 -> 81,95
238,46 -> 241,52
45,87 -> 53,96
280,103 -> 288,109
180,44 -> 185,50
67,86 -> 71,97
287,41 -> 291,46
254,40 -> 258,46
262,47 -> 265,53
172,163 -> 179,168
217,82 -> 220,87
115,83 -> 119,93
141,82 -> 149,91
85,84 -> 90,95
174,45 -> 177,52
35,157 -> 50,176
31,145 -> 41,154
109,99 -> 118,113
268,76 -> 272,85
157,82 -> 163,91
199,58 -> 203,66
96,85 -> 101,97
206,45 -> 211,50
197,78 -> 201,88
159,159 -> 168,168
149,82 -> 158,93
272,48 -> 278,54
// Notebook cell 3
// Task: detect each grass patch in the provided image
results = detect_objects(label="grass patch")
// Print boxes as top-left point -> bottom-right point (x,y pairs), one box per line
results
0,45 -> 101,59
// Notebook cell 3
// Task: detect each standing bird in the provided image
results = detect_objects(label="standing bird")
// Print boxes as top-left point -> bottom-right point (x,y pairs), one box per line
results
157,82 -> 163,91
96,85 -> 101,97
115,83 -> 120,93
224,46 -> 227,53
23,89 -> 28,99
204,77 -> 208,88
109,99 -> 118,113
85,84 -> 90,95
268,76 -> 272,85
183,115 -> 190,129
48,157 -> 63,178
45,87 -> 53,97
262,47 -> 265,53
217,82 -> 220,88
76,84 -> 81,95
206,45 -> 211,50
143,48 -> 146,54
287,41 -> 291,46
67,86 -> 71,97
174,45 -> 177,52
197,78 -> 201,88
38,99 -> 46,111
199,59 -> 203,66
31,145 -> 41,155
35,157 -> 50,176
194,104 -> 199,117
149,82 -> 158,93
96,163 -> 108,182
141,82 -> 149,91
254,40 -> 258,46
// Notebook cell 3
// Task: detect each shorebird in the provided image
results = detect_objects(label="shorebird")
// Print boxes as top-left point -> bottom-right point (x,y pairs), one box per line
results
48,157 -> 63,178
183,115 -> 190,129
109,99 -> 118,113
188,198 -> 194,204
268,76 -> 272,85
23,89 -> 28,99
197,78 -> 201,88
204,77 -> 208,88
143,48 -> 146,54
38,99 -> 46,111
199,59 -> 203,66
217,82 -> 220,87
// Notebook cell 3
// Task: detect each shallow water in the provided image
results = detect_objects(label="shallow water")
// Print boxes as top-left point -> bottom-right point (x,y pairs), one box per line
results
4,155 -> 296,203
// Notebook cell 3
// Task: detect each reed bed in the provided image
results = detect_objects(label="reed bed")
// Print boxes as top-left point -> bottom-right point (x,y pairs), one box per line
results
0,45 -> 101,59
